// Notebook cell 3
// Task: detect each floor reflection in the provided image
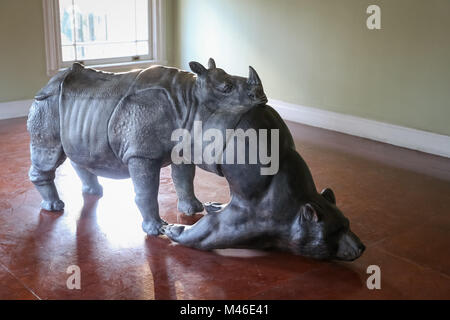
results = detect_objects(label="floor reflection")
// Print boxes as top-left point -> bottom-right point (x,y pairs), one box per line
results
143,235 -> 364,300
2,117 -> 449,299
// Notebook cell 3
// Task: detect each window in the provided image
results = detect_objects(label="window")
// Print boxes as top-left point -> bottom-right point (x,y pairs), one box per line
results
43,0 -> 166,75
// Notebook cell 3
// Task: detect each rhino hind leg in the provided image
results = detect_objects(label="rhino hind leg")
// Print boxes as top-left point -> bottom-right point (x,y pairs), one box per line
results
29,147 -> 67,212
171,164 -> 204,216
71,161 -> 103,197
28,97 -> 67,211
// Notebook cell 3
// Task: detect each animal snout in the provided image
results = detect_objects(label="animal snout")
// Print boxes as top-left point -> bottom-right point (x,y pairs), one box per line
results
248,92 -> 268,104
336,231 -> 365,261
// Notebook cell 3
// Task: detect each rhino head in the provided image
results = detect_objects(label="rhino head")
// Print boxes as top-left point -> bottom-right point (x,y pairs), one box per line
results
190,58 -> 268,111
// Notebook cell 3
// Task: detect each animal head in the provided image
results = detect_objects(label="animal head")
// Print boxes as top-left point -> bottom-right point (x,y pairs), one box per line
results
190,58 -> 268,111
289,188 -> 365,261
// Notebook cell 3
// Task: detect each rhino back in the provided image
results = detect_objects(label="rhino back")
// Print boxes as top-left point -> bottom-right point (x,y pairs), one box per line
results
109,66 -> 196,164
108,88 -> 178,165
59,66 -> 140,175
133,66 -> 197,127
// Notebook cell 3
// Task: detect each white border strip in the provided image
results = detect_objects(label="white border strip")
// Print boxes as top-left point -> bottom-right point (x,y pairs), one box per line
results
1,98 -> 449,159
0,100 -> 32,121
269,98 -> 450,158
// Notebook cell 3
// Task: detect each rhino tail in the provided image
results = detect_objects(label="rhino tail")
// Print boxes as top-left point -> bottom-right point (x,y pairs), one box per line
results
34,67 -> 72,101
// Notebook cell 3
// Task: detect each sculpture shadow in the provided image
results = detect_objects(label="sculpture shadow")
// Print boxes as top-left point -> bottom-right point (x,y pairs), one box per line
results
15,195 -> 110,299
144,226 -> 365,300
73,193 -> 108,299
2,208 -> 63,299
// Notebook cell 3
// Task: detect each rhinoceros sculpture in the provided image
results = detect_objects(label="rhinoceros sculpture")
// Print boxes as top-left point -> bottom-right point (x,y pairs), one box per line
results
28,59 -> 365,261
28,59 -> 267,236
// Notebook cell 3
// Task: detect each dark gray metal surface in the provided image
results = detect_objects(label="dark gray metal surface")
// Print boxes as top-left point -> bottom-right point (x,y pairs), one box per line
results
28,59 -> 364,261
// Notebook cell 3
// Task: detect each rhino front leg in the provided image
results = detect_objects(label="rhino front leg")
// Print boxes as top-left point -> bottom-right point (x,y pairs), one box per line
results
171,164 -> 203,216
128,157 -> 167,236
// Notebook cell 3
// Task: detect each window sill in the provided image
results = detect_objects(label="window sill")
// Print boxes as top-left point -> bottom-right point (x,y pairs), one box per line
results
57,59 -> 169,75
44,0 -> 167,77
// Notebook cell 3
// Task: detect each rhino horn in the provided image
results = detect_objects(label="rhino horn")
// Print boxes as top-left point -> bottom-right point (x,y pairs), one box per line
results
248,66 -> 262,86
208,58 -> 216,70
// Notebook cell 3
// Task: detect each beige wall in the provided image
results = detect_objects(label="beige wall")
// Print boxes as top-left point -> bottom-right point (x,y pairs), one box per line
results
1,0 -> 449,136
173,0 -> 450,136
0,0 -> 175,103
0,0 -> 49,103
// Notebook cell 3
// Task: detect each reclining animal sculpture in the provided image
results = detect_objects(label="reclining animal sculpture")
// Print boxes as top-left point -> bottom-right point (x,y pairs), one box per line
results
163,104 -> 365,261
28,59 -> 365,261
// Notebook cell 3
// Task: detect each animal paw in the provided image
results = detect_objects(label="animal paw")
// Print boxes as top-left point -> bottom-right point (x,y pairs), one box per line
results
82,184 -> 103,197
41,200 -> 65,212
161,224 -> 186,240
142,219 -> 168,236
177,198 -> 204,216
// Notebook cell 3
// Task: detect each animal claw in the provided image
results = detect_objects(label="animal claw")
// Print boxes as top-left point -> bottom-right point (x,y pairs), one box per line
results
204,202 -> 226,213
162,224 -> 186,239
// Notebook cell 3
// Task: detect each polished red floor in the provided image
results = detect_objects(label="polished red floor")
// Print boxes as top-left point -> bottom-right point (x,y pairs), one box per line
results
0,117 -> 449,299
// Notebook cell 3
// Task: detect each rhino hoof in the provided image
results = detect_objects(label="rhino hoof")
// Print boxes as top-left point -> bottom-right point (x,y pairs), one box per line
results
177,198 -> 204,216
82,184 -> 103,197
41,200 -> 65,212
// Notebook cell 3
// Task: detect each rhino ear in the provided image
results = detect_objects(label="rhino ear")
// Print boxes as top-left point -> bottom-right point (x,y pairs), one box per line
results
208,58 -> 216,70
301,204 -> 319,223
321,188 -> 336,204
248,66 -> 262,85
189,61 -> 208,76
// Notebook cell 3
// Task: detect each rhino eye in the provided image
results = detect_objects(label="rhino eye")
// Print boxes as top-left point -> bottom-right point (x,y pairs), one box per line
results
219,83 -> 233,94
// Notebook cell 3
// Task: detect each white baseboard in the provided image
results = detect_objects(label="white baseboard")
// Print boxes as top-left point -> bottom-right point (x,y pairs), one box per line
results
0,99 -> 32,121
1,98 -> 449,159
269,98 -> 450,158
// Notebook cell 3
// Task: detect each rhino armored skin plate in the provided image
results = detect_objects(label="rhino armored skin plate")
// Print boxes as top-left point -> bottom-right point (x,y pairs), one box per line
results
28,59 -> 365,261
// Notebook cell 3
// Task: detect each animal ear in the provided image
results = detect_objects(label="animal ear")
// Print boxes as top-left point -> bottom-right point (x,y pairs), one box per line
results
208,58 -> 216,70
189,61 -> 208,76
321,188 -> 336,204
247,66 -> 262,85
301,204 -> 319,223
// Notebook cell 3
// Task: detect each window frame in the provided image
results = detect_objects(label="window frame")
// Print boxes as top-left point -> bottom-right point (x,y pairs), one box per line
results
42,0 -> 166,76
